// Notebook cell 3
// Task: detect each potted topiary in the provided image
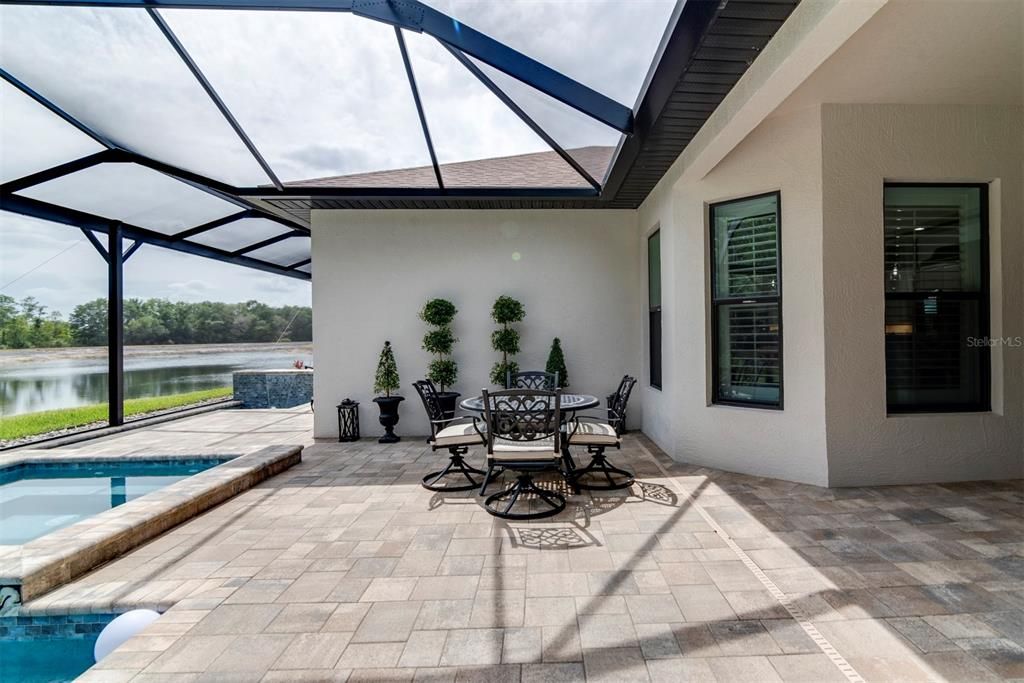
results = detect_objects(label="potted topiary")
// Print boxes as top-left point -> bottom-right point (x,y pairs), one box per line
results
372,340 -> 404,443
490,295 -> 525,387
420,298 -> 460,421
545,337 -> 569,388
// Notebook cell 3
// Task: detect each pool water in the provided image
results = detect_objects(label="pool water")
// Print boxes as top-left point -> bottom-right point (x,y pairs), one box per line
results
0,635 -> 97,682
0,613 -> 115,683
0,459 -> 231,545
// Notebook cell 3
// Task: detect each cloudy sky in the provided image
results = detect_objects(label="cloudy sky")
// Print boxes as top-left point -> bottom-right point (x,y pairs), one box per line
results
0,0 -> 675,316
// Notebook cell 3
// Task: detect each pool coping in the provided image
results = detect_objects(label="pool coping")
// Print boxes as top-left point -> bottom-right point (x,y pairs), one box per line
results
0,445 -> 302,613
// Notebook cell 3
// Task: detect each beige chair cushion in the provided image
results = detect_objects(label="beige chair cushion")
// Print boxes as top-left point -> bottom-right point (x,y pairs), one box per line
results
568,420 -> 619,446
433,422 -> 485,448
491,436 -> 559,462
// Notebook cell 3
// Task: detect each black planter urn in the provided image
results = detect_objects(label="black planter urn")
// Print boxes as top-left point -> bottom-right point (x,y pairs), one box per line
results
435,391 -> 461,423
372,395 -> 405,443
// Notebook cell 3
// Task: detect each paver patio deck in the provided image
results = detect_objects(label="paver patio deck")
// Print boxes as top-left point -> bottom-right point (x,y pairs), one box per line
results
22,408 -> 1022,682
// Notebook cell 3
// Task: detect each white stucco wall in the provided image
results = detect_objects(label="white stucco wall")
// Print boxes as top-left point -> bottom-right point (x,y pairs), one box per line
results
638,107 -> 829,486
775,0 -> 1022,115
633,0 -> 1022,486
821,104 -> 1024,486
636,182 -> 675,453
311,210 -> 640,439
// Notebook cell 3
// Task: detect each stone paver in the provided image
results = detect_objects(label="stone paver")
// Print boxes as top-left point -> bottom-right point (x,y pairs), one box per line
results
14,410 -> 1016,682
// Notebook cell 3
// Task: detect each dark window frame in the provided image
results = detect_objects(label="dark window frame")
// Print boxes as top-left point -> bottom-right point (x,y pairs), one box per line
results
648,228 -> 662,390
709,190 -> 784,410
884,182 -> 991,414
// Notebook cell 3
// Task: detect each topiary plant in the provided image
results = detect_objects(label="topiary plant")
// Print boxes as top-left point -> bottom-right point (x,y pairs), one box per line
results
420,298 -> 458,392
490,295 -> 525,386
545,337 -> 569,388
374,340 -> 401,397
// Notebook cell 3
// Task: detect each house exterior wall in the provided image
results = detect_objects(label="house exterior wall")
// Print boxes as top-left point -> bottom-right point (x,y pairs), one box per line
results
821,104 -> 1024,485
310,210 -> 639,439
637,107 -> 830,486
633,0 -> 1023,485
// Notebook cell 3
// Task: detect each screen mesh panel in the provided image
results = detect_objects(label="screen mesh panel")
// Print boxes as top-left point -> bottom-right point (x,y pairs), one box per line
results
16,162 -> 241,235
187,217 -> 290,251
244,235 -> 309,266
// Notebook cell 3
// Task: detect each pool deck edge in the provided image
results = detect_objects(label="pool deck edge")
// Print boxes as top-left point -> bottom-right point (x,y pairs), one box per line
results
0,445 -> 302,613
0,399 -> 244,453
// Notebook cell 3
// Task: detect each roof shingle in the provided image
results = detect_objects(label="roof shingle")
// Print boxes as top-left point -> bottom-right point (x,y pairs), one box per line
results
287,146 -> 615,189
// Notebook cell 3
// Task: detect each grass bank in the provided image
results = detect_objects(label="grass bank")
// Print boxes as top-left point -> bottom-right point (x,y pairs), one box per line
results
0,387 -> 233,442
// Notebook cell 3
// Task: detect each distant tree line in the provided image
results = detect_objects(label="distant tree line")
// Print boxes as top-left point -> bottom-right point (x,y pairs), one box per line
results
0,295 -> 312,349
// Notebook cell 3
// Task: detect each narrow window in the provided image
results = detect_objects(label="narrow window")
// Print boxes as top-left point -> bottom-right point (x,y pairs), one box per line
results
710,192 -> 782,407
648,230 -> 662,389
884,184 -> 989,413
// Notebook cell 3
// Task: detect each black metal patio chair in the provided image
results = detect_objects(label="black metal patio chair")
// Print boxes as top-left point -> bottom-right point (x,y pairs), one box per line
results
565,375 -> 637,490
478,388 -> 566,519
412,380 -> 486,492
507,370 -> 559,390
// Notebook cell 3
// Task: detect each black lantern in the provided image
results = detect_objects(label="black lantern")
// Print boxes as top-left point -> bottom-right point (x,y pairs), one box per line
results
337,399 -> 360,442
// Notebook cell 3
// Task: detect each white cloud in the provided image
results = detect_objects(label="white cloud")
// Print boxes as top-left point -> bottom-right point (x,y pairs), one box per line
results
166,279 -> 215,297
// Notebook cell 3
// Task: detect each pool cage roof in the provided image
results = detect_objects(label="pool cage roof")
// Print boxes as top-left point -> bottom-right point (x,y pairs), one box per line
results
0,0 -> 799,281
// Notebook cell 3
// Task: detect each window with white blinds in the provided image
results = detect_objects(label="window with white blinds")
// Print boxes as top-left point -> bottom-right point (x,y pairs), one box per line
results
883,185 -> 989,412
710,192 -> 781,408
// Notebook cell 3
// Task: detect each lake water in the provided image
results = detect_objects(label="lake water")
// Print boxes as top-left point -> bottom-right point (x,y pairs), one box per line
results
0,347 -> 311,416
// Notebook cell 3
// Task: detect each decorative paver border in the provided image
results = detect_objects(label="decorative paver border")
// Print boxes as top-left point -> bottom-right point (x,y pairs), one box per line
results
0,445 -> 302,612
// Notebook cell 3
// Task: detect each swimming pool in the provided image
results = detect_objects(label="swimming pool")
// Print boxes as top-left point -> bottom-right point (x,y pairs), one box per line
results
0,458 -> 231,545
0,613 -> 114,682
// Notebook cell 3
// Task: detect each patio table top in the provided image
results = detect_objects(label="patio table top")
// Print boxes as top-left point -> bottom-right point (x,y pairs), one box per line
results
459,393 -> 599,413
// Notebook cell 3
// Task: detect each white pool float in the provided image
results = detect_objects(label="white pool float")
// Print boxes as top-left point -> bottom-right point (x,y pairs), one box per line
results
94,609 -> 161,662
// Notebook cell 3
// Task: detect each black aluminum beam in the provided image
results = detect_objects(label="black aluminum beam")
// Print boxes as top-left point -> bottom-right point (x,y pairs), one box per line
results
357,0 -> 632,132
0,79 -> 276,217
1,194 -> 311,280
0,0 -> 633,133
442,42 -> 601,192
395,27 -> 443,191
2,0 -> 356,7
108,222 -> 125,426
287,257 -> 311,269
600,0 -> 720,198
17,147 -> 309,233
146,8 -> 284,191
234,186 -> 601,199
0,150 -> 110,194
2,60 -> 297,217
231,229 -> 302,256
0,67 -> 116,149
0,148 -> 310,236
81,227 -> 108,261
123,240 -> 143,260
172,210 -> 254,240
0,69 -> 253,234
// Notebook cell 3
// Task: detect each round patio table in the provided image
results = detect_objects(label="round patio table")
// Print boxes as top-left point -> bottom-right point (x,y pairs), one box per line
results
459,393 -> 599,413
